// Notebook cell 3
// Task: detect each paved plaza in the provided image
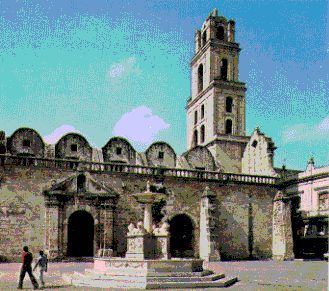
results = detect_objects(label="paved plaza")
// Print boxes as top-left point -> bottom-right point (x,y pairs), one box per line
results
0,260 -> 327,290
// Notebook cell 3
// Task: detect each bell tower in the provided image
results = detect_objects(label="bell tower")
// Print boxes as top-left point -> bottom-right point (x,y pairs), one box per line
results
185,9 -> 250,173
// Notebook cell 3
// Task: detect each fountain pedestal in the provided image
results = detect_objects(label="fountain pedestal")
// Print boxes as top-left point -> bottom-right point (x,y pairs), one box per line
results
126,222 -> 157,260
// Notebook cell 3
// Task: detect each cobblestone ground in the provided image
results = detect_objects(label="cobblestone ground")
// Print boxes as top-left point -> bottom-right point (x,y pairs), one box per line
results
0,260 -> 327,290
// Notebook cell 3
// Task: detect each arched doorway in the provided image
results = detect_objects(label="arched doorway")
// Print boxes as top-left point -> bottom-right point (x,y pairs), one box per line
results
169,214 -> 194,258
67,210 -> 94,257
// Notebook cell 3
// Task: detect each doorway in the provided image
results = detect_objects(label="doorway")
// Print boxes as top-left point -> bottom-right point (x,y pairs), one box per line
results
169,214 -> 194,258
67,210 -> 94,257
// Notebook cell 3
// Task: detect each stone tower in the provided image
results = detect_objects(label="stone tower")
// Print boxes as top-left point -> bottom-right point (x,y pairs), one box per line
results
185,9 -> 250,173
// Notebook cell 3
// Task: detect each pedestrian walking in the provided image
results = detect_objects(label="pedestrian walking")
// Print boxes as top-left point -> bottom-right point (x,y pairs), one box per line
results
33,250 -> 48,289
17,246 -> 39,290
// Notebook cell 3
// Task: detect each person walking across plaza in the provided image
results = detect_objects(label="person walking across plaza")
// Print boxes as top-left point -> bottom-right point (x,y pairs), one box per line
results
18,246 -> 39,290
33,250 -> 48,289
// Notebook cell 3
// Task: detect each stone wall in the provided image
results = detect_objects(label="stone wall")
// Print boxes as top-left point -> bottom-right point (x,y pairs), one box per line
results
0,163 -> 277,261
55,133 -> 92,161
102,137 -> 137,165
242,127 -> 277,177
145,142 -> 176,168
7,127 -> 45,158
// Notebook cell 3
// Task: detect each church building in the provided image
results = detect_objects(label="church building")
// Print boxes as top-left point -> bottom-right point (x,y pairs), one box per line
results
0,9 -> 327,262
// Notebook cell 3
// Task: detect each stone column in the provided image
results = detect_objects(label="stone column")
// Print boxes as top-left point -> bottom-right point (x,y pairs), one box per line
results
144,203 -> 152,233
100,200 -> 114,250
57,202 -> 65,258
45,198 -> 60,259
62,219 -> 69,256
199,187 -> 221,261
272,190 -> 295,260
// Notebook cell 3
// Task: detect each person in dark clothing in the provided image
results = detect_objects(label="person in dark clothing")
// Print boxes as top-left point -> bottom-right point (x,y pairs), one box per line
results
18,246 -> 39,290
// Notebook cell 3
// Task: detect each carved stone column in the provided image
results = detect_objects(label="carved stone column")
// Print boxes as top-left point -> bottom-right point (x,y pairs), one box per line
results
62,219 -> 69,256
199,187 -> 221,261
57,202 -> 65,258
272,190 -> 295,260
99,200 -> 114,251
45,197 -> 60,259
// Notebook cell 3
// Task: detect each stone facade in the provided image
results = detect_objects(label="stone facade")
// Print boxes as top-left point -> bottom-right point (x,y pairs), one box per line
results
0,157 -> 279,261
242,127 -> 278,176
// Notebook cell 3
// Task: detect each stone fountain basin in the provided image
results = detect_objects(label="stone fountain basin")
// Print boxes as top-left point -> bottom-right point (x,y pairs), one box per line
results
132,192 -> 167,204
94,257 -> 204,274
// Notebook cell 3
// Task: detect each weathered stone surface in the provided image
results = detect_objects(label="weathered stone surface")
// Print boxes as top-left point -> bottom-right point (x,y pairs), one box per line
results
272,191 -> 295,260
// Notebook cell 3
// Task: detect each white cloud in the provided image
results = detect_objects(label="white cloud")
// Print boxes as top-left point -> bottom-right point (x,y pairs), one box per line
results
43,125 -> 92,145
112,106 -> 170,150
105,56 -> 137,79
282,115 -> 329,143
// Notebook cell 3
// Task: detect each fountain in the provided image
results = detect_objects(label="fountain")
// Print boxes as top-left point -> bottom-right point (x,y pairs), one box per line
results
62,181 -> 238,289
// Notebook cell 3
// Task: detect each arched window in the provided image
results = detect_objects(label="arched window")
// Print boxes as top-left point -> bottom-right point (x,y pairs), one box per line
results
225,119 -> 233,135
198,64 -> 203,93
193,130 -> 198,147
201,125 -> 205,143
220,58 -> 228,81
77,174 -> 86,192
194,110 -> 198,125
216,26 -> 224,40
201,104 -> 204,119
202,31 -> 207,46
226,97 -> 233,113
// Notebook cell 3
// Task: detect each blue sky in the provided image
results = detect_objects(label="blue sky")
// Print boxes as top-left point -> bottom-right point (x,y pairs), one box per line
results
0,0 -> 328,171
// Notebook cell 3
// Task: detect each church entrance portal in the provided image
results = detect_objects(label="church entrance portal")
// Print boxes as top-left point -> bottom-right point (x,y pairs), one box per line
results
169,214 -> 194,258
67,211 -> 94,257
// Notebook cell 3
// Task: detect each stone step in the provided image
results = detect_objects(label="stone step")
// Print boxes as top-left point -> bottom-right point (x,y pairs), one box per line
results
74,270 -> 224,283
147,273 -> 225,283
146,277 -> 238,289
84,268 -> 214,278
63,272 -> 238,289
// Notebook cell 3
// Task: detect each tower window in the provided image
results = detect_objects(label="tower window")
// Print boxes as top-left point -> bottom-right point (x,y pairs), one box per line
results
251,140 -> 258,148
226,97 -> 233,113
22,139 -> 31,148
158,151 -> 164,159
201,104 -> 205,119
202,31 -> 207,46
198,64 -> 203,93
71,144 -> 78,152
194,110 -> 198,125
216,26 -> 224,40
220,58 -> 228,81
201,125 -> 205,143
193,130 -> 198,147
116,147 -> 122,155
225,119 -> 233,135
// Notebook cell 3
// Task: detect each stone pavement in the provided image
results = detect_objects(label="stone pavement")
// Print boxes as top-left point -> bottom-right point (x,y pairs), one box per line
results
0,260 -> 327,290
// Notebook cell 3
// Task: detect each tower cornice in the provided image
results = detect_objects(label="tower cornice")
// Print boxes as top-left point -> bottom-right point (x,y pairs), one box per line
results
191,40 -> 241,67
185,79 -> 247,110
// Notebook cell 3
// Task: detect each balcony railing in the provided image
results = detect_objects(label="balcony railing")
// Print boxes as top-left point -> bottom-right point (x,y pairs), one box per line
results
298,209 -> 329,218
0,154 -> 279,185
